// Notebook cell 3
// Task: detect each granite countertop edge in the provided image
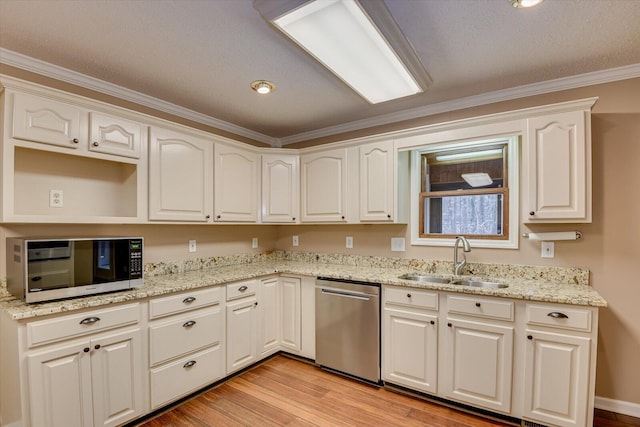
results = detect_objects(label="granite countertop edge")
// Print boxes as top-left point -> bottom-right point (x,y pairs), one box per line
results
0,260 -> 608,320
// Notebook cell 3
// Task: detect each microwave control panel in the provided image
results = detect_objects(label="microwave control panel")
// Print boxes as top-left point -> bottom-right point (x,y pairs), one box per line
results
129,239 -> 143,279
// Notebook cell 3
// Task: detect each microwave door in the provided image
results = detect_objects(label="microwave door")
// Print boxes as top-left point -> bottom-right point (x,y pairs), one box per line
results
93,241 -> 116,283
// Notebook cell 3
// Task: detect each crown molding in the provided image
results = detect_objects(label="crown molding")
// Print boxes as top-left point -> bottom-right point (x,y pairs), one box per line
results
278,62 -> 640,145
0,48 -> 278,146
2,48 -> 639,147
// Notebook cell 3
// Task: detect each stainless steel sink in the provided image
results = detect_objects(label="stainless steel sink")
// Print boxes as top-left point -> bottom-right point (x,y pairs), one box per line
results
449,279 -> 508,289
397,273 -> 451,284
398,274 -> 509,289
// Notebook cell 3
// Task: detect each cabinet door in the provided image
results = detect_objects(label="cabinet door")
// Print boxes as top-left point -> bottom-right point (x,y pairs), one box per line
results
12,91 -> 83,149
383,307 -> 438,394
226,296 -> 258,374
259,277 -> 281,356
523,330 -> 591,427
89,112 -> 144,159
90,328 -> 143,427
149,127 -> 213,221
280,276 -> 301,352
261,154 -> 299,223
28,340 -> 93,427
526,110 -> 590,222
214,144 -> 258,222
360,141 -> 394,222
445,318 -> 514,413
300,148 -> 347,222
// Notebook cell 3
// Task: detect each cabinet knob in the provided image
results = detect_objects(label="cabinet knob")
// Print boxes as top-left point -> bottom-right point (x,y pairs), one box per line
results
254,301 -> 259,307
216,215 -> 221,219
205,215 -> 211,219
475,302 -> 481,307
406,293 -> 412,298
183,360 -> 197,369
292,217 -> 296,221
182,320 -> 197,328
92,141 -> 99,147
341,216 -> 345,220
183,296 -> 196,304
430,320 -> 435,325
94,344 -> 101,350
529,211 -> 535,216
447,322 -> 452,327
83,347 -> 90,353
527,335 -> 533,340
79,316 -> 100,325
72,138 -> 79,144
387,214 -> 391,219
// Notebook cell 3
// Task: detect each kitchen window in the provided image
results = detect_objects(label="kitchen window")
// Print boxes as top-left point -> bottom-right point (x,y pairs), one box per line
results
410,136 -> 519,249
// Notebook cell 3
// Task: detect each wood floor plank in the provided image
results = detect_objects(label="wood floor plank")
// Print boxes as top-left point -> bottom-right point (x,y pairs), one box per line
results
135,355 -> 635,427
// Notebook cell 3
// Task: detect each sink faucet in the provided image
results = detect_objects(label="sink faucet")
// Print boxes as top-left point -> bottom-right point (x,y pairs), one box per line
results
453,236 -> 471,276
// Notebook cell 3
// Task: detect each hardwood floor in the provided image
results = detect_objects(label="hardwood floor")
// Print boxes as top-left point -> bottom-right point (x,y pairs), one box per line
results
135,355 -> 638,427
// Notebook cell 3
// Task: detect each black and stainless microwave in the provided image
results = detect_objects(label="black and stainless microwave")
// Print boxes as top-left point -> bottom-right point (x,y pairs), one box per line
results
6,237 -> 143,303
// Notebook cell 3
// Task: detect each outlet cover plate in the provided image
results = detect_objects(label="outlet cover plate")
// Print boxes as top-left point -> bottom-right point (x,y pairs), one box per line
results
391,237 -> 406,252
252,237 -> 258,249
541,241 -> 555,258
292,235 -> 299,246
188,240 -> 197,253
346,236 -> 353,249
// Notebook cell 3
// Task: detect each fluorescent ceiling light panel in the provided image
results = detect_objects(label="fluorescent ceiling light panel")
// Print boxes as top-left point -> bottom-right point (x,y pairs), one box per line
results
272,0 -> 423,104
435,148 -> 503,162
462,172 -> 494,187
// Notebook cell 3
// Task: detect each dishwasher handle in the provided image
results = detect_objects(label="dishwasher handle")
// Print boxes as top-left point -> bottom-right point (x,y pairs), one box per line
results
320,288 -> 373,301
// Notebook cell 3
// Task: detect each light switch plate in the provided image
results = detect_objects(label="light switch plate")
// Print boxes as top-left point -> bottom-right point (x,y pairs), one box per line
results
252,237 -> 258,249
292,235 -> 299,246
188,240 -> 196,253
391,237 -> 406,252
541,241 -> 554,258
346,236 -> 353,249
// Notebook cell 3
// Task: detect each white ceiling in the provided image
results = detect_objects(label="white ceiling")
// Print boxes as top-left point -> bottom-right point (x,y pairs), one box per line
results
1,0 -> 640,146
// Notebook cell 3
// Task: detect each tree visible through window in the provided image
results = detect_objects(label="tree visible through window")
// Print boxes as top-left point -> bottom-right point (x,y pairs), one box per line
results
419,143 -> 509,239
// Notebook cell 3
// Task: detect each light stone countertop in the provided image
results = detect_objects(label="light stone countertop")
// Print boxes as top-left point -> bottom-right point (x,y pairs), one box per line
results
0,258 -> 607,321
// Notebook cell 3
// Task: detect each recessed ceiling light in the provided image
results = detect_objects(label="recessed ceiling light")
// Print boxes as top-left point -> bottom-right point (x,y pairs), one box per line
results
509,0 -> 544,8
251,80 -> 276,94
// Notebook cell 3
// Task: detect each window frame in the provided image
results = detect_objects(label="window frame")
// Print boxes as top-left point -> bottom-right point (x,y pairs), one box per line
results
408,136 -> 520,249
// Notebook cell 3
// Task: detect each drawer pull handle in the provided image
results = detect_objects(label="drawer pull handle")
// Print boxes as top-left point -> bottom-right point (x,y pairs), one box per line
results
183,360 -> 197,369
547,311 -> 569,319
475,302 -> 481,307
238,285 -> 248,292
183,296 -> 196,304
547,312 -> 569,319
183,320 -> 197,328
79,317 -> 100,325
527,335 -> 533,340
406,293 -> 412,298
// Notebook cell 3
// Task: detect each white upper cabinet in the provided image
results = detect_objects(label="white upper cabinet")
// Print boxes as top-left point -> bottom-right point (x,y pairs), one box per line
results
89,112 -> 144,159
149,126 -> 213,222
261,153 -> 299,223
12,91 -> 84,149
300,148 -> 347,222
359,140 -> 395,222
214,143 -> 259,222
525,109 -> 592,223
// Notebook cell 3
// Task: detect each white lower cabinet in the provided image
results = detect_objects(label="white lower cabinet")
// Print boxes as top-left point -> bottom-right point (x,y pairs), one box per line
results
28,326 -> 143,427
226,280 -> 259,374
258,276 -> 302,357
522,303 -> 596,427
383,287 -> 438,394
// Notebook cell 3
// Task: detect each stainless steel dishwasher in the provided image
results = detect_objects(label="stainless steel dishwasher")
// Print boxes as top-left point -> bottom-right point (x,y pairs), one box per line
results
315,277 -> 380,384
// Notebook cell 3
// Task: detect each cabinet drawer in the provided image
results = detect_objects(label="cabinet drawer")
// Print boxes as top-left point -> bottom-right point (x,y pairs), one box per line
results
150,344 -> 224,409
150,307 -> 223,366
149,286 -> 223,319
385,287 -> 438,310
226,279 -> 258,301
27,303 -> 140,348
526,303 -> 592,332
448,295 -> 514,321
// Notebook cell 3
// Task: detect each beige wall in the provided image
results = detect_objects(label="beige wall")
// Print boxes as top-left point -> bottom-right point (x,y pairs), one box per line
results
1,73 -> 638,405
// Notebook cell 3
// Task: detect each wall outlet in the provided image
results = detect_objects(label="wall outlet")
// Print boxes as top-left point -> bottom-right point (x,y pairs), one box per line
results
292,235 -> 299,247
391,237 -> 406,252
188,240 -> 197,253
252,237 -> 258,249
346,236 -> 353,249
541,241 -> 555,258
49,189 -> 63,208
